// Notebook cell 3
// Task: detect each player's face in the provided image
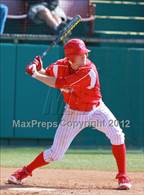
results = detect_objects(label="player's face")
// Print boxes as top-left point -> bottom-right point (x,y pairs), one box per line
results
71,54 -> 87,70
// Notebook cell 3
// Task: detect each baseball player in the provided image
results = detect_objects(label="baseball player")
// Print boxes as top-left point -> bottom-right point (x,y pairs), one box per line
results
8,39 -> 132,190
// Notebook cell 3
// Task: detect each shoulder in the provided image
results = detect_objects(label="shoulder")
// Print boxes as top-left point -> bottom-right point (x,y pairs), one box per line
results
54,58 -> 69,68
87,59 -> 98,73
45,58 -> 69,77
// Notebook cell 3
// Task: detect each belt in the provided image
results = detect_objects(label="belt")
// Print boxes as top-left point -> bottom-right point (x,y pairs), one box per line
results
69,101 -> 100,112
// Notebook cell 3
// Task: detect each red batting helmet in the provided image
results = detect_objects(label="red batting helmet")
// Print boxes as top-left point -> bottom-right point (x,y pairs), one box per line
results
64,39 -> 90,60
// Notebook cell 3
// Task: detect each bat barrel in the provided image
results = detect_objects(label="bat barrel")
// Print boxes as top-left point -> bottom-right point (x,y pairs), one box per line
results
55,15 -> 82,44
41,15 -> 81,59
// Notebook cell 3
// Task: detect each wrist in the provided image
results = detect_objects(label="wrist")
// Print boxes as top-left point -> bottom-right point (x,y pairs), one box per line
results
38,67 -> 45,72
32,71 -> 38,78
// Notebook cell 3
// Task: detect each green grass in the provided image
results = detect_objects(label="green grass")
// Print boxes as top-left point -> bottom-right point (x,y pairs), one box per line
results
0,147 -> 144,172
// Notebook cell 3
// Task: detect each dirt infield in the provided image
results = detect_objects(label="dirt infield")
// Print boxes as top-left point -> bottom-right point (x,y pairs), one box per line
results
0,167 -> 143,195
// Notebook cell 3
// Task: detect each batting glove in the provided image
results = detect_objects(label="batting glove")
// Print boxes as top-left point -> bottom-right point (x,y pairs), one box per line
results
25,64 -> 37,76
33,56 -> 43,71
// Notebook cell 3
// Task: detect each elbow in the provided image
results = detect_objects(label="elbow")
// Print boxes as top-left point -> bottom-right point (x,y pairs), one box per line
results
55,78 -> 67,89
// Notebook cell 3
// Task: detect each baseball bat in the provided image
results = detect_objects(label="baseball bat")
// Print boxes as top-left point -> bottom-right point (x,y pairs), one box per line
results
40,15 -> 81,59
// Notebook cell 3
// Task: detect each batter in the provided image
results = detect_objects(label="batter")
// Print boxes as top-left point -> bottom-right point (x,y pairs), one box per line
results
8,39 -> 132,190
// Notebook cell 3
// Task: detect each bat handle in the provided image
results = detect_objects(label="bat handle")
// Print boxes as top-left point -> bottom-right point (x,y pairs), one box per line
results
40,42 -> 56,59
41,51 -> 47,59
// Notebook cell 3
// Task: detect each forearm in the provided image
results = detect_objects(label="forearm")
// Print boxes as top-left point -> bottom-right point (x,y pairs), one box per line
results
38,68 -> 46,75
33,72 -> 57,88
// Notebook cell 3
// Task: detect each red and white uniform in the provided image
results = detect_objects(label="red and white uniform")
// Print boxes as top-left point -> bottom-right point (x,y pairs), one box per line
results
9,39 -> 130,189
45,57 -> 102,111
43,57 -> 125,162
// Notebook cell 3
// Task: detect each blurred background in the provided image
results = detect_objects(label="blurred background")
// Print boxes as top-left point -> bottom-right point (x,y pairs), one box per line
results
0,0 -> 144,149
